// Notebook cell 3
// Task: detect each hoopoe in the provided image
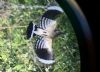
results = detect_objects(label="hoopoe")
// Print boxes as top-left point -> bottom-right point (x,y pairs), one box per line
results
26,5 -> 64,65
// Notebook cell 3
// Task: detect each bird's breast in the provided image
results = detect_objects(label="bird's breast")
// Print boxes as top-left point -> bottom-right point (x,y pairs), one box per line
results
44,38 -> 52,52
45,21 -> 57,37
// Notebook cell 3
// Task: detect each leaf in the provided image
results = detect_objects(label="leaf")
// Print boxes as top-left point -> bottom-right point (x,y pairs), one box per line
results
1,54 -> 8,62
13,64 -> 23,70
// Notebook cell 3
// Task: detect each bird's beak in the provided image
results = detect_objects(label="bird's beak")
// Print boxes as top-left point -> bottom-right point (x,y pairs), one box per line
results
53,29 -> 65,38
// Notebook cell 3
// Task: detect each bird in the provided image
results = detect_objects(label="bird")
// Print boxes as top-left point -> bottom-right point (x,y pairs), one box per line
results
26,5 -> 64,65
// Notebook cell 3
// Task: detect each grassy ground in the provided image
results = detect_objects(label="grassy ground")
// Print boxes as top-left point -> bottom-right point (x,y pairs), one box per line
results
0,0 -> 80,72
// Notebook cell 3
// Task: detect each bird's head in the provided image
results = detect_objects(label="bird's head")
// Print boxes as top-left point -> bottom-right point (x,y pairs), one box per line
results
52,29 -> 65,38
26,21 -> 38,40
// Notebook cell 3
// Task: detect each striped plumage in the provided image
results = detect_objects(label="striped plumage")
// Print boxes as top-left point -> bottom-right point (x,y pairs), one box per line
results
39,6 -> 63,30
26,5 -> 64,65
35,37 -> 55,64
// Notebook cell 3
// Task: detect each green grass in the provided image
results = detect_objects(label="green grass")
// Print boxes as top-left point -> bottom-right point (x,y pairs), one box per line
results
0,0 -> 80,72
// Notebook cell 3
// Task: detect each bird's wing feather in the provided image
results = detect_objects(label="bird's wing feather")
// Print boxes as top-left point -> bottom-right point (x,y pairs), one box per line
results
35,37 -> 54,64
38,6 -> 63,30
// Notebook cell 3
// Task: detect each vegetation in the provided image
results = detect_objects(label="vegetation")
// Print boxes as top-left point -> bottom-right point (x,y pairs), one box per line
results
0,0 -> 80,72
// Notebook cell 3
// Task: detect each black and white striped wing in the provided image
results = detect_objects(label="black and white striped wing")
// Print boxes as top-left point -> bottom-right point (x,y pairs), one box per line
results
35,37 -> 55,64
38,6 -> 63,30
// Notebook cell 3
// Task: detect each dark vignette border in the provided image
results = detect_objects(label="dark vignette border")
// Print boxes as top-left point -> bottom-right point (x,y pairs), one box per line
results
55,0 -> 96,72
